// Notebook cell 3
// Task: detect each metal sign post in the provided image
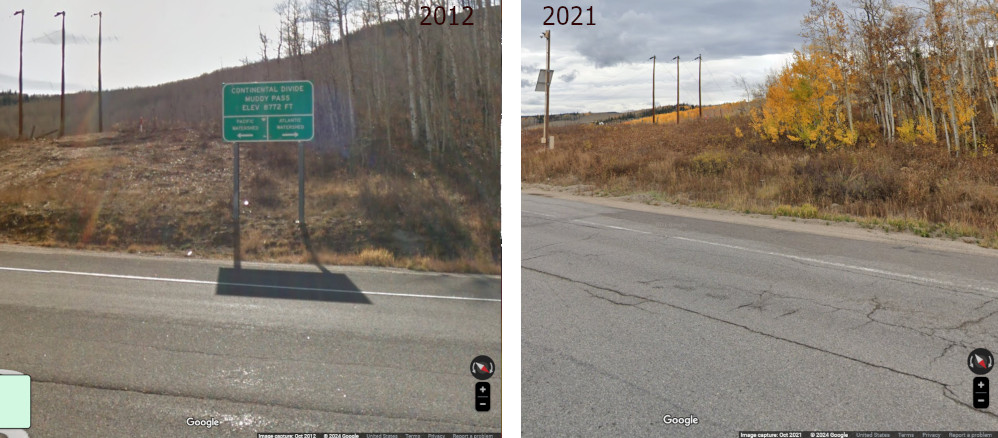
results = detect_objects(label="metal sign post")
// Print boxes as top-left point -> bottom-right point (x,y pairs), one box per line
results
298,141 -> 304,224
222,81 -> 314,267
233,142 -> 240,268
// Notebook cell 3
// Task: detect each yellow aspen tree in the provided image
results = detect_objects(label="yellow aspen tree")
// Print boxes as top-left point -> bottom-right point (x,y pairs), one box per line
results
753,49 -> 849,149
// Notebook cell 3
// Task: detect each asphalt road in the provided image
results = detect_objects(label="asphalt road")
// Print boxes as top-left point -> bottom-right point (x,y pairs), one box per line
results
522,192 -> 998,436
0,245 -> 501,436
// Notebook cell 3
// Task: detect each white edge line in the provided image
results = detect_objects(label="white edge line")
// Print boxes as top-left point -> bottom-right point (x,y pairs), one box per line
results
522,209 -> 555,218
556,215 -> 998,296
605,225 -> 652,234
0,267 -> 501,303
671,235 -> 998,295
571,219 -> 652,235
572,219 -> 603,227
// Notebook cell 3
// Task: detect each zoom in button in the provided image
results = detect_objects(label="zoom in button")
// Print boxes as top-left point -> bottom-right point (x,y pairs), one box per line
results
475,382 -> 490,412
974,377 -> 989,409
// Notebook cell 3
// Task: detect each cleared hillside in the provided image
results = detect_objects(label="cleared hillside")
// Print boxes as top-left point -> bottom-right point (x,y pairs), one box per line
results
0,5 -> 500,273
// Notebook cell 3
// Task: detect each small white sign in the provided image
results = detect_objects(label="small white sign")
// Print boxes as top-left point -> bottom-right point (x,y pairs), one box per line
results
535,69 -> 554,92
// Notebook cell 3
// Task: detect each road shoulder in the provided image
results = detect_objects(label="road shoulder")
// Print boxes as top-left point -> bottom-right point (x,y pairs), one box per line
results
523,184 -> 998,259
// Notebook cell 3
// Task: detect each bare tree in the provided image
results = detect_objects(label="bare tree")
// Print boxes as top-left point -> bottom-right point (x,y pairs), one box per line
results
258,27 -> 270,62
394,0 -> 421,145
331,0 -> 358,137
275,0 -> 306,60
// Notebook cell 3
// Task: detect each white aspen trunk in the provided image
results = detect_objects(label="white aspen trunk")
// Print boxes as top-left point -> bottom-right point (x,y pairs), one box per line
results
946,82 -> 960,155
400,3 -> 420,144
335,1 -> 357,139
416,32 -> 434,155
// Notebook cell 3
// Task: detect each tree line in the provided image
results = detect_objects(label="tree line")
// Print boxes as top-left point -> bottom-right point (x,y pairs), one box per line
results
754,0 -> 998,157
266,0 -> 500,164
0,91 -> 36,107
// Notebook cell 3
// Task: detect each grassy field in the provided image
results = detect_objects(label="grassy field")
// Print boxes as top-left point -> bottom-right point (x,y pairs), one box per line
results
622,102 -> 751,125
522,115 -> 998,248
0,127 -> 500,274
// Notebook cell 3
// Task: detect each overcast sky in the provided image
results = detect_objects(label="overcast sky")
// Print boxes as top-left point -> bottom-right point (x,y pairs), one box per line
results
0,1 -> 892,114
521,0 -> 814,115
1,0 -> 283,95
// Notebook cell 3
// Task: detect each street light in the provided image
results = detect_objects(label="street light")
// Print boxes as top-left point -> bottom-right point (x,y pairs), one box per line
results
540,30 -> 551,147
650,55 -> 656,124
92,11 -> 102,133
695,54 -> 702,119
55,11 -> 65,137
672,55 -> 679,125
13,9 -> 24,139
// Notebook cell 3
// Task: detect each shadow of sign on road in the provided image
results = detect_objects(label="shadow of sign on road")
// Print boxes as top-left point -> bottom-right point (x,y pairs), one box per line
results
215,268 -> 372,304
300,222 -> 332,275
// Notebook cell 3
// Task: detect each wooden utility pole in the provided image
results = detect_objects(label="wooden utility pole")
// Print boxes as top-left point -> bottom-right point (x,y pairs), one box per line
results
650,55 -> 656,124
542,30 -> 551,147
55,11 -> 65,138
695,54 -> 702,119
673,55 -> 679,125
92,11 -> 102,132
14,9 -> 24,139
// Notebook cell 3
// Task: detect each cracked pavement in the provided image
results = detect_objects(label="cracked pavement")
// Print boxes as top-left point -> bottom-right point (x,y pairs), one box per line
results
522,193 -> 998,436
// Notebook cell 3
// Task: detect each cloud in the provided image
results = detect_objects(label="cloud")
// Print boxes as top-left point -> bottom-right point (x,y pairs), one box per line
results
522,0 -> 808,67
521,79 -> 532,88
561,70 -> 579,83
523,95 -> 545,107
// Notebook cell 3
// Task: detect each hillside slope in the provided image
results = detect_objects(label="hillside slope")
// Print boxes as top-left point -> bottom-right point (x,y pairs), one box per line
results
522,116 -> 998,250
0,6 -> 500,273
0,127 -> 499,272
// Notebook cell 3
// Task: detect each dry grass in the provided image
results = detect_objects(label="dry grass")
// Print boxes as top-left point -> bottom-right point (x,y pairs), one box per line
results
0,128 -> 500,274
523,116 -> 998,248
358,248 -> 396,266
622,102 -> 752,125
285,248 -> 500,275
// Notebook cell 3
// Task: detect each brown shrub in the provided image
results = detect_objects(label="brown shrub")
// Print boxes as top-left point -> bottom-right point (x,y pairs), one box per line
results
522,115 -> 998,244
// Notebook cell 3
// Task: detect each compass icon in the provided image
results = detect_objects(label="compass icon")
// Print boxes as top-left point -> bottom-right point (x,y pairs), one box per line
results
968,348 -> 994,375
470,355 -> 495,380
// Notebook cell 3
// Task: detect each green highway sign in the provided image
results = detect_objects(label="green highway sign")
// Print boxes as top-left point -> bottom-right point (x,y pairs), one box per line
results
222,81 -> 313,142
224,116 -> 267,141
269,116 -> 313,140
